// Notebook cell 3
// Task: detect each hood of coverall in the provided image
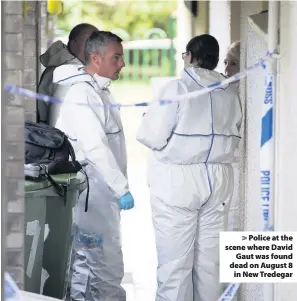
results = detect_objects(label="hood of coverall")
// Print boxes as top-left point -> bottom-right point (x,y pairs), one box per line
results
40,40 -> 81,68
50,64 -> 111,128
182,66 -> 228,89
53,63 -> 112,90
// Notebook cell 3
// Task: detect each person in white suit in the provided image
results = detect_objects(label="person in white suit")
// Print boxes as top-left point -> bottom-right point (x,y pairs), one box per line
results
137,34 -> 242,301
53,31 -> 134,301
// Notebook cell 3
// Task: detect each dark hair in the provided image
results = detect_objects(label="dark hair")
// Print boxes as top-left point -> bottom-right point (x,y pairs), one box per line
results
67,23 -> 97,48
186,34 -> 219,70
84,31 -> 123,64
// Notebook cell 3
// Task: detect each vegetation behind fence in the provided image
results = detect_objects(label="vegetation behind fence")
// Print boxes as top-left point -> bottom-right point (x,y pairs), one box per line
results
112,19 -> 176,83
56,1 -> 177,83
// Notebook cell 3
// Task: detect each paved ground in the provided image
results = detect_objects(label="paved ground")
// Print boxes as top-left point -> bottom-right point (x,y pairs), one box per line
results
110,82 -> 157,300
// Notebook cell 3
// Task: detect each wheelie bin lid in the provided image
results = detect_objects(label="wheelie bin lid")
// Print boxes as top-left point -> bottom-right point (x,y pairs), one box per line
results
25,171 -> 87,193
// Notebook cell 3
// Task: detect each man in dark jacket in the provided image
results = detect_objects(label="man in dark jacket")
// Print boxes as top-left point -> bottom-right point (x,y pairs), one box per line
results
37,23 -> 98,124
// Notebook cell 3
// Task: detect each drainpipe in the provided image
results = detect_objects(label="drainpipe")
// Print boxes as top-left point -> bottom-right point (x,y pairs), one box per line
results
176,0 -> 193,75
265,1 -> 279,301
268,2 -> 279,69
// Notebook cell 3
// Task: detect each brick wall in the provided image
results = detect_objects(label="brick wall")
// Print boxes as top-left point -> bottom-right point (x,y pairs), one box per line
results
1,0 -> 49,290
2,0 -> 26,289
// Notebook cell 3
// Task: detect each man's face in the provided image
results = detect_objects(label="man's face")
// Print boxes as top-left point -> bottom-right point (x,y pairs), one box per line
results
93,41 -> 125,80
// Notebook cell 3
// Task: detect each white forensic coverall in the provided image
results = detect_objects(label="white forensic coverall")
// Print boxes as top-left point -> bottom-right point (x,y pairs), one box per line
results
53,65 -> 128,301
137,67 -> 242,301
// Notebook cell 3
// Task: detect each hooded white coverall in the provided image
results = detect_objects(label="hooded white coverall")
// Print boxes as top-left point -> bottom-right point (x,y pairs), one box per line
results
137,67 -> 242,301
53,65 -> 128,301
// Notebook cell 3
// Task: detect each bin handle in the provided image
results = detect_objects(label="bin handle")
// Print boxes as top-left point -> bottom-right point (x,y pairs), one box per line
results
39,165 -> 66,198
80,168 -> 90,212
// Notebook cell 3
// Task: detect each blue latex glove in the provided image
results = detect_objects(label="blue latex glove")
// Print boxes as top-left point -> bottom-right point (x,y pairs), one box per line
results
119,192 -> 135,210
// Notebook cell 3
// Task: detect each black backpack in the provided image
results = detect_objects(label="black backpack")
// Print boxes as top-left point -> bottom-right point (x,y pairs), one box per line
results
25,121 -> 89,211
25,120 -> 76,164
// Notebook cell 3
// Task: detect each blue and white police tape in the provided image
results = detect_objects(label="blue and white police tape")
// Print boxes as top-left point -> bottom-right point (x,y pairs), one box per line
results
260,73 -> 274,232
4,52 -> 275,109
4,272 -> 22,301
4,51 -> 278,301
3,52 -> 276,301
218,283 -> 241,301
217,55 -> 277,301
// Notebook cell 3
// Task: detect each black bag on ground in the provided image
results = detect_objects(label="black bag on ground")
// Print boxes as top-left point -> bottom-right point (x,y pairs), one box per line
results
25,121 -> 89,211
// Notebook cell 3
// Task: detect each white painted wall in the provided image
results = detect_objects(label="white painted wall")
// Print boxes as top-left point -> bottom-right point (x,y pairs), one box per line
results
242,18 -> 267,301
238,1 -> 297,300
230,1 -> 241,42
208,0 -> 231,73
238,2 -> 268,300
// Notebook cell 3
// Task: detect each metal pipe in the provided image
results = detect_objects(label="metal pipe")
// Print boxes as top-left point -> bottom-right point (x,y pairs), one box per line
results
268,1 -> 279,72
264,1 -> 279,301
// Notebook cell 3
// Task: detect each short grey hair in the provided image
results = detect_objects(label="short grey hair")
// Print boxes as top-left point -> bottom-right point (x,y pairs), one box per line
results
84,31 -> 123,64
